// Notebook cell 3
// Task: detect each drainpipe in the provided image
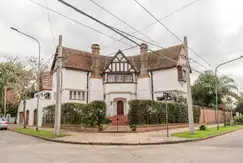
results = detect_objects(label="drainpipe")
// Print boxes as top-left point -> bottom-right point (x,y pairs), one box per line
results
86,72 -> 90,104
150,71 -> 154,101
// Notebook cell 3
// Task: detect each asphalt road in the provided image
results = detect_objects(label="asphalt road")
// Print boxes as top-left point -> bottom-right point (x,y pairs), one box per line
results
1,130 -> 243,163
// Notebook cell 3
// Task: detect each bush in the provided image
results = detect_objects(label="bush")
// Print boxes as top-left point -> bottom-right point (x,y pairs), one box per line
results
128,100 -> 201,126
234,116 -> 243,125
130,124 -> 137,131
199,124 -> 207,131
43,101 -> 107,126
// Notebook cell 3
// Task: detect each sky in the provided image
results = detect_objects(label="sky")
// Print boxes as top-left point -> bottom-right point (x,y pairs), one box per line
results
0,0 -> 243,88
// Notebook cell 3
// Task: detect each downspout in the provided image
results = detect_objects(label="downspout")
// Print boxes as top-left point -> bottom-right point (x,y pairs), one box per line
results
150,71 -> 154,101
86,72 -> 90,104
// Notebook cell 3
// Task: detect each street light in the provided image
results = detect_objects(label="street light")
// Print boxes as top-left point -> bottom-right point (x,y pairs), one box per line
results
10,27 -> 41,131
215,56 -> 243,130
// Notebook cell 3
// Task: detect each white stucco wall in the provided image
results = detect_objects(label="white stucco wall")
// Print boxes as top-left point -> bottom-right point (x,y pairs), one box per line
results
137,77 -> 152,100
17,98 -> 55,126
152,68 -> 187,101
61,68 -> 89,103
104,83 -> 137,116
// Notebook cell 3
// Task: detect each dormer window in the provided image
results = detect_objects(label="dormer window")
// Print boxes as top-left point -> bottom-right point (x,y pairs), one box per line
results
107,73 -> 134,83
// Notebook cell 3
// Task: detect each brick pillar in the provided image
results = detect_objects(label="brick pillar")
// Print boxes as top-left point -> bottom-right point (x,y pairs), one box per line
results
91,44 -> 101,78
140,43 -> 149,77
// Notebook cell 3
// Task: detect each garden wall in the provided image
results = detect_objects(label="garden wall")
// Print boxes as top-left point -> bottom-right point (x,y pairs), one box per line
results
199,108 -> 231,124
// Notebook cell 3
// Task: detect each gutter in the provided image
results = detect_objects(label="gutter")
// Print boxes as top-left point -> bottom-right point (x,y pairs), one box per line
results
86,72 -> 90,104
150,71 -> 154,101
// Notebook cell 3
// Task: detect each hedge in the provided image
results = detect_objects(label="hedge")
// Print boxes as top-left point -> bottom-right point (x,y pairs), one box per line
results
43,101 -> 108,126
128,100 -> 201,125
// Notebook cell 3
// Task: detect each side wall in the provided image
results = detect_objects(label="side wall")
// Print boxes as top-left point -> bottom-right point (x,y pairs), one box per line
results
152,68 -> 187,100
61,68 -> 88,104
199,108 -> 231,124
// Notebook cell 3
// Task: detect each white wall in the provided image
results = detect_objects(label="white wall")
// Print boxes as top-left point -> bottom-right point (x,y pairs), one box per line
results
17,98 -> 55,126
104,83 -> 137,116
152,68 -> 187,101
61,68 -> 88,103
137,77 -> 152,100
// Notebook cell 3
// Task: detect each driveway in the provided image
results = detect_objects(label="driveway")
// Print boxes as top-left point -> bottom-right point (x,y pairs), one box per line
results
1,129 -> 243,163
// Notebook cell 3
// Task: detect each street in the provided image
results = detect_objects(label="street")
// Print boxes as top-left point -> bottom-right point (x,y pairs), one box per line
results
1,130 -> 243,163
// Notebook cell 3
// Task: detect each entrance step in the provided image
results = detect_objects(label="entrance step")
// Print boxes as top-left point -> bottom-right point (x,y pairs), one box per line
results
108,115 -> 128,125
104,125 -> 130,132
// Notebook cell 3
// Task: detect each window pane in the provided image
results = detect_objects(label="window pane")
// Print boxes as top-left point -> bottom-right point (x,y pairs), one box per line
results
69,91 -> 72,99
125,74 -> 133,82
74,91 -> 76,100
78,91 -> 81,99
116,74 -> 124,82
108,74 -> 115,82
81,92 -> 85,100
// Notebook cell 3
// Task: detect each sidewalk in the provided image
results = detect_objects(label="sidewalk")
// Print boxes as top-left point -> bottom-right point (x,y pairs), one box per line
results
9,124 -> 222,145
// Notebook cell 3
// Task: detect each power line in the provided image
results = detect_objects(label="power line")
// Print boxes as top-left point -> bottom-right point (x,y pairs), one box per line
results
44,0 -> 56,48
133,0 -> 213,68
57,0 -> 190,67
89,0 -> 160,46
102,0 -> 200,49
29,0 -> 133,48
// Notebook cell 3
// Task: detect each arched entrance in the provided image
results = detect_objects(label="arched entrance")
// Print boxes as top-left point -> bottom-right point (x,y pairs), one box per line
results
33,109 -> 37,126
117,100 -> 124,115
26,110 -> 29,126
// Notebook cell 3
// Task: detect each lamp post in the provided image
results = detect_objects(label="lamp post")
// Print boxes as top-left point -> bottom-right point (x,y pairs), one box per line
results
10,27 -> 41,131
215,56 -> 243,130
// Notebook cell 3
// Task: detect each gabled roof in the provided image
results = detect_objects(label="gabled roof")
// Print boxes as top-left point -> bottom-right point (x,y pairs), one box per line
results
103,50 -> 138,72
51,44 -> 183,73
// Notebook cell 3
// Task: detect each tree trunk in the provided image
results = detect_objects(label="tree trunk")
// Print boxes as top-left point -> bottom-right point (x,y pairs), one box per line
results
23,99 -> 26,129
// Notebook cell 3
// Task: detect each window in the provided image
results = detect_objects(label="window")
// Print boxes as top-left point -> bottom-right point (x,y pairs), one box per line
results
106,73 -> 134,83
107,74 -> 115,82
125,74 -> 133,82
44,92 -> 51,99
116,74 -> 124,82
178,66 -> 186,82
69,90 -> 85,100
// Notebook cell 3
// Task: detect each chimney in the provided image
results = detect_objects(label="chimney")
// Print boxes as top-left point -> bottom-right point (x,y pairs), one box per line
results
91,44 -> 101,78
140,43 -> 149,77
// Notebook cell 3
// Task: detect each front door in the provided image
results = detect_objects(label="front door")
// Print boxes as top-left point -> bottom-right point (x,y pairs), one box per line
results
117,100 -> 124,115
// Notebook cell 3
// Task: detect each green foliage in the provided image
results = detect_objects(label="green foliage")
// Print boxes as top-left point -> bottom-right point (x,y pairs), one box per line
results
234,116 -> 243,125
128,100 -> 201,125
235,98 -> 243,114
43,101 -> 107,126
192,70 -> 238,107
199,124 -> 207,131
172,126 -> 243,139
130,124 -> 137,131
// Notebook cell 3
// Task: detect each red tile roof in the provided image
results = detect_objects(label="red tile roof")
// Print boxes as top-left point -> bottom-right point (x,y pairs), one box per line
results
51,44 -> 183,72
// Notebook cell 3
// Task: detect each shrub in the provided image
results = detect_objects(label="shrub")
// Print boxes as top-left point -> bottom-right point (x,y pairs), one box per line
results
130,124 -> 137,131
199,124 -> 207,131
128,100 -> 201,126
234,115 -> 243,125
43,101 -> 107,126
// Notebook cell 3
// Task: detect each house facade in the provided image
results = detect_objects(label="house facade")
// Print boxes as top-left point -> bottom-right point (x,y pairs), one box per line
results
17,42 -> 188,126
51,43 -> 187,117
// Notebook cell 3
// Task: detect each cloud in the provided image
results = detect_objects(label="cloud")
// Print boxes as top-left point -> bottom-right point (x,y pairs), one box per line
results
1,0 -> 243,87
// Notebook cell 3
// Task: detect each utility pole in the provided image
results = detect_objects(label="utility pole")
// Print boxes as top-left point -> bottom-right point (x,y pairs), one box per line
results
184,36 -> 195,134
55,35 -> 63,136
4,86 -> 7,117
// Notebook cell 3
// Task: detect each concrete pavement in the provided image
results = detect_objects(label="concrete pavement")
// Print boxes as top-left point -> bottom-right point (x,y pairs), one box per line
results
1,129 -> 243,163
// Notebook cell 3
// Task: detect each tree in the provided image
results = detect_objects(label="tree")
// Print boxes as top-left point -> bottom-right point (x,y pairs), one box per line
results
236,97 -> 243,114
192,70 -> 238,107
0,56 -> 46,127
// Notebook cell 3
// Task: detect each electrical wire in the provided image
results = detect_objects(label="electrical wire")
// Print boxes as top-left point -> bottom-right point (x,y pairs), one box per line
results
102,0 -> 200,49
133,0 -> 213,68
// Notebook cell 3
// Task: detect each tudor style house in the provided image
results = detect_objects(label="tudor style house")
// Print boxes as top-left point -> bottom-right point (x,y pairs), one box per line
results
51,43 -> 187,117
17,42 -> 188,126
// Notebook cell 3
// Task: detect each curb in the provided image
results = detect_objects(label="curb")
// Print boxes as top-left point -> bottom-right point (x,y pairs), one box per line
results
8,128 -> 243,146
